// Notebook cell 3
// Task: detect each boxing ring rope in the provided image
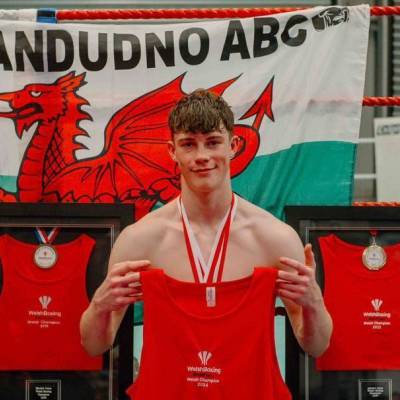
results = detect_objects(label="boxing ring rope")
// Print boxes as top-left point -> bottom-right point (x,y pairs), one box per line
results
56,6 -> 400,21
54,5 -> 400,207
354,202 -> 400,206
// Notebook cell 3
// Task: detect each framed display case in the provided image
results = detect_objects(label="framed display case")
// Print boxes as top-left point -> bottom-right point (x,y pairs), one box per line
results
0,203 -> 134,400
285,206 -> 400,400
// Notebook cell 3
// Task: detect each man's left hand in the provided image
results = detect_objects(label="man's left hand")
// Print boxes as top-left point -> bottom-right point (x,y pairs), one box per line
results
276,243 -> 323,308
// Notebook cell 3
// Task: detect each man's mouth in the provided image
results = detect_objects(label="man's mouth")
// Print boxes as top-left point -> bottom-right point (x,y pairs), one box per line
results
192,167 -> 216,173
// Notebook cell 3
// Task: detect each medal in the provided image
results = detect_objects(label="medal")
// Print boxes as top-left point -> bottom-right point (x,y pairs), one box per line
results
362,232 -> 386,271
34,244 -> 58,268
33,227 -> 60,269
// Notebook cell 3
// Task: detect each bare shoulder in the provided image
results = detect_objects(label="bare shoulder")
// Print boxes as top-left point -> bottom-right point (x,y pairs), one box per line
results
236,196 -> 304,262
237,196 -> 296,237
109,200 -> 179,265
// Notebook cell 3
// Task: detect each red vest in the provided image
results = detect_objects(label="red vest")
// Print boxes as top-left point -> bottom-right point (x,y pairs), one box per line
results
317,234 -> 400,370
127,267 -> 291,400
0,234 -> 102,370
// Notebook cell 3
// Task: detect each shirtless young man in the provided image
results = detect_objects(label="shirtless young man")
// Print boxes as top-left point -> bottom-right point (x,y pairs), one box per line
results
80,89 -> 332,359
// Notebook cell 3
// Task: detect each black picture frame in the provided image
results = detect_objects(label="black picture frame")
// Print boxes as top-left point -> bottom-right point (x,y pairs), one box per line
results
0,203 -> 134,400
285,206 -> 400,400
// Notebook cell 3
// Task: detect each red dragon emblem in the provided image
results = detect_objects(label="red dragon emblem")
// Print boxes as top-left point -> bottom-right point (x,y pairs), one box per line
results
0,72 -> 274,219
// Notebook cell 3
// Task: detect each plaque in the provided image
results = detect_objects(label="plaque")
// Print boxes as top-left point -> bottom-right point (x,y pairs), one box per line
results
358,379 -> 392,400
25,380 -> 61,400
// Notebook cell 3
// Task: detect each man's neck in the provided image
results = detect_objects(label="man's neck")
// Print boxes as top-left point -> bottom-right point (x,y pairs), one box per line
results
180,184 -> 233,227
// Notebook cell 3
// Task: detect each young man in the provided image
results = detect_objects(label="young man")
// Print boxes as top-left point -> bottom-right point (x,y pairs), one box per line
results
80,89 -> 332,362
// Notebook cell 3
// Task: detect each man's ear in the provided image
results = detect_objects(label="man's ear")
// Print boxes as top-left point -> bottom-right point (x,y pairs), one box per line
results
168,140 -> 177,163
230,135 -> 240,160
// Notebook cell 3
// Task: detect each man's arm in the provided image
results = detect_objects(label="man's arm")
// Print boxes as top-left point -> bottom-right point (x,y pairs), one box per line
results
274,228 -> 332,357
80,226 -> 150,356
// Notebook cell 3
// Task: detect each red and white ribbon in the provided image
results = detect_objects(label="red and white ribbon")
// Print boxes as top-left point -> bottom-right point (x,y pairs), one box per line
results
178,194 -> 237,283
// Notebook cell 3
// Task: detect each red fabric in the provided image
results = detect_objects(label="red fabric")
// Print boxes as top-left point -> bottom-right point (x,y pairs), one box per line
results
127,267 -> 291,400
317,234 -> 400,370
0,234 -> 102,370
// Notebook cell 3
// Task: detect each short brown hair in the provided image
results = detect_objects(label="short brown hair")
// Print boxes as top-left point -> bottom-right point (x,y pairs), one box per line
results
168,89 -> 234,136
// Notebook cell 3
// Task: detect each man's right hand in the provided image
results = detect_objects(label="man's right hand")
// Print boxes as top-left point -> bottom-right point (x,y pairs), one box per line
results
92,260 -> 150,313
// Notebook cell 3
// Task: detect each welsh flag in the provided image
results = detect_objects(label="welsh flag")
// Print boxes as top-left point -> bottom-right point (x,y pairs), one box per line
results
0,5 -> 370,219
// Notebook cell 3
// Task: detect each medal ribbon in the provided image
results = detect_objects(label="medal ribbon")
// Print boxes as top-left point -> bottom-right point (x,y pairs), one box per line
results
35,227 -> 60,244
178,194 -> 236,283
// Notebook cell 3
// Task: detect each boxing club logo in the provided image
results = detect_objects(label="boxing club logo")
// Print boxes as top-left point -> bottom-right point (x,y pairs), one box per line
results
312,7 -> 350,31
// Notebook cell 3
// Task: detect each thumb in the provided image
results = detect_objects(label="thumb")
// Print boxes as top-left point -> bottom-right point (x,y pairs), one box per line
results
304,243 -> 316,268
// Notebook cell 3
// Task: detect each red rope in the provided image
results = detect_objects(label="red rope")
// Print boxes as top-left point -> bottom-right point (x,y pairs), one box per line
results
354,202 -> 400,207
371,6 -> 400,16
57,8 -> 303,20
363,97 -> 400,107
57,6 -> 400,21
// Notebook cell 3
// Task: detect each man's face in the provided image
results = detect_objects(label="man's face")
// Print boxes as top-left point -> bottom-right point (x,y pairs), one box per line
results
168,127 -> 238,193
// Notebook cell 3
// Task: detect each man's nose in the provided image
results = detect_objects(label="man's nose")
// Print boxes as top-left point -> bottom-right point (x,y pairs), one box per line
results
194,145 -> 210,162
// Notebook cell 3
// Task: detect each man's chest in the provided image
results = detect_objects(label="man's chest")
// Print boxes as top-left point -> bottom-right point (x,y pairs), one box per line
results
148,230 -> 277,282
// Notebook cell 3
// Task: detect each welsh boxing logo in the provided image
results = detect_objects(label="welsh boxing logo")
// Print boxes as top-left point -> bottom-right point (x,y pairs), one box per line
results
187,350 -> 222,388
371,298 -> 383,312
363,298 -> 391,331
198,351 -> 212,366
39,295 -> 52,310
